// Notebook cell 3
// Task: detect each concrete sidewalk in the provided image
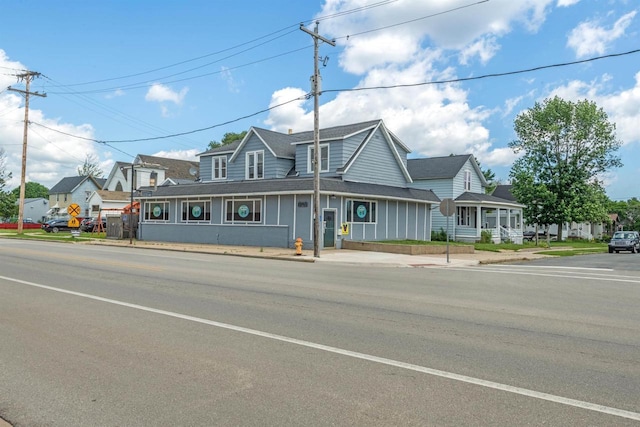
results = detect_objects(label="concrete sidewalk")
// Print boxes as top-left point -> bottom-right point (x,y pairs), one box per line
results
85,239 -> 549,267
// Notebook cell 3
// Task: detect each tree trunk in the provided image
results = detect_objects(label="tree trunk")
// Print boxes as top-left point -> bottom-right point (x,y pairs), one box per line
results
556,223 -> 563,242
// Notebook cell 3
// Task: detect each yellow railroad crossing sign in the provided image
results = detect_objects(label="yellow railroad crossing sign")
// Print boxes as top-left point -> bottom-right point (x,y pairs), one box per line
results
67,217 -> 80,228
67,203 -> 81,217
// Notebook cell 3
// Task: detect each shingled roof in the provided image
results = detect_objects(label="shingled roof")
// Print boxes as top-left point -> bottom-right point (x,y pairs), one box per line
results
49,176 -> 105,194
138,177 -> 440,203
136,155 -> 199,181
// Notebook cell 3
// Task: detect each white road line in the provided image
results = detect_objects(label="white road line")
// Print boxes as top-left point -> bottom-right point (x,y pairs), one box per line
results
496,265 -> 613,271
2,274 -> 639,422
447,267 -> 640,284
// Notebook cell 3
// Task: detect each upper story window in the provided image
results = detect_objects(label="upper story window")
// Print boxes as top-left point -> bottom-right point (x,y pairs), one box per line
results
213,156 -> 227,180
246,151 -> 264,180
308,144 -> 329,173
464,170 -> 472,191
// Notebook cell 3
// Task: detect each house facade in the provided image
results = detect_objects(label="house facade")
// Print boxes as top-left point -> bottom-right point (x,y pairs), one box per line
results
47,176 -> 106,219
408,156 -> 524,244
136,120 -> 440,248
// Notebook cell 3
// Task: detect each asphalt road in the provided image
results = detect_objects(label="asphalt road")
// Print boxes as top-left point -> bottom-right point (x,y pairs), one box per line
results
1,239 -> 639,426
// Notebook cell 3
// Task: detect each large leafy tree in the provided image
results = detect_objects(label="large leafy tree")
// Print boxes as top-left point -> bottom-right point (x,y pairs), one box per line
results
0,148 -> 17,219
11,181 -> 49,199
77,153 -> 104,178
509,96 -> 622,240
207,131 -> 247,150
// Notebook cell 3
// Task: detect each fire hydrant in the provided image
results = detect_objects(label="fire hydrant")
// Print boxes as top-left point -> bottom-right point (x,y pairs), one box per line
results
295,237 -> 303,255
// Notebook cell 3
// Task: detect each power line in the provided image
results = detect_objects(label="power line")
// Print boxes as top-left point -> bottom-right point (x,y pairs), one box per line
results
323,48 -> 640,94
30,94 -> 308,144
29,47 -> 640,145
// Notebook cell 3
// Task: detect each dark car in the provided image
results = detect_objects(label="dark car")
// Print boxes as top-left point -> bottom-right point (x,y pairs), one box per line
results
81,217 -> 106,232
608,231 -> 640,253
43,218 -> 77,233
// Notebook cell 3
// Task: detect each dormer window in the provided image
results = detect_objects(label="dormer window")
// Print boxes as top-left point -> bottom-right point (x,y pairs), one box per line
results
464,170 -> 472,191
308,144 -> 329,173
213,156 -> 227,180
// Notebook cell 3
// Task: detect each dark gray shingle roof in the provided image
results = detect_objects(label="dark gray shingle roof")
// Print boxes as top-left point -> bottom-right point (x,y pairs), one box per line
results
455,191 -> 521,205
49,176 -> 103,194
491,184 -> 515,201
139,177 -> 440,203
407,155 -> 473,180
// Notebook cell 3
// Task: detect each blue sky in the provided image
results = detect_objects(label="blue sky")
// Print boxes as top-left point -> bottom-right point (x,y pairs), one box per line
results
1,0 -> 638,201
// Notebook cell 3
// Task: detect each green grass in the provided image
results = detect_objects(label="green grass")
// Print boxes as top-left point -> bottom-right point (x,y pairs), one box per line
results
379,238 -> 608,254
536,248 -> 607,256
0,228 -> 106,242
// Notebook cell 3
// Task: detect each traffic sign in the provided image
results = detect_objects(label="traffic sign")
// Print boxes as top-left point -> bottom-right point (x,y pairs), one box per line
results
67,203 -> 81,217
68,217 -> 80,228
439,198 -> 456,216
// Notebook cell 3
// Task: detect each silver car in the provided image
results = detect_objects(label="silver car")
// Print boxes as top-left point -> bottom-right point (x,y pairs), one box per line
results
608,231 -> 640,253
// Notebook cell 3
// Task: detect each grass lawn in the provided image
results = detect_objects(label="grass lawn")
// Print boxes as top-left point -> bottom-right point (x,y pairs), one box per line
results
0,228 -> 106,242
381,238 -> 608,254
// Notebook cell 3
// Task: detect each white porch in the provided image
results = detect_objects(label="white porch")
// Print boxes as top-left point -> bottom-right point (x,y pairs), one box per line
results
449,204 -> 524,244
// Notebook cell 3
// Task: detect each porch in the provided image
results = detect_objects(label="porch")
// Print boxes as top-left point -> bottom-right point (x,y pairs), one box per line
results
452,204 -> 524,244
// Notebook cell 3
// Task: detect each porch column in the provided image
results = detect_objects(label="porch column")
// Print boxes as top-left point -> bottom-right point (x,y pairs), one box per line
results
507,208 -> 511,230
476,205 -> 482,239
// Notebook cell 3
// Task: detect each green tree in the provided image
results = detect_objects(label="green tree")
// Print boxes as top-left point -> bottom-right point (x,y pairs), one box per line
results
0,148 -> 17,220
77,153 -> 104,178
207,131 -> 247,150
474,156 -> 498,194
509,96 -> 622,240
11,181 -> 49,199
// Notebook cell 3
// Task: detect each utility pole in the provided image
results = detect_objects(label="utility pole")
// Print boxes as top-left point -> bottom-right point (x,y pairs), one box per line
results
300,22 -> 335,258
8,71 -> 46,235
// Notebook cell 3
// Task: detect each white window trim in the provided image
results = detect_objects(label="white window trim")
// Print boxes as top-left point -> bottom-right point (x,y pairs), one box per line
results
224,198 -> 263,223
144,201 -> 170,222
346,199 -> 378,224
464,170 -> 472,191
180,200 -> 211,223
212,155 -> 227,180
245,150 -> 264,180
307,144 -> 329,173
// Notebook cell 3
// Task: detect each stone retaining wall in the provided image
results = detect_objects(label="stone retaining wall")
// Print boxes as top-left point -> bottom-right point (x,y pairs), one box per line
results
342,240 -> 474,255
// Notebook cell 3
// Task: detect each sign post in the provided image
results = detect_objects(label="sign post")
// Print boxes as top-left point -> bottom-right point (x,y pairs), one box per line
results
439,198 -> 456,263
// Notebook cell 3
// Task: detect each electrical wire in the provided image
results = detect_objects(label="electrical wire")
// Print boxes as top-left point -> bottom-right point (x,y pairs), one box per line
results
29,47 -> 640,145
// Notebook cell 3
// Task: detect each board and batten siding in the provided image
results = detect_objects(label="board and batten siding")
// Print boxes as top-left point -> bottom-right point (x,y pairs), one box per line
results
342,131 -> 407,187
227,135 -> 280,181
294,141 -> 344,177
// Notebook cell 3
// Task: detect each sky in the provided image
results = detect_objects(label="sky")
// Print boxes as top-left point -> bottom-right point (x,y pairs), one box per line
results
1,0 -> 638,201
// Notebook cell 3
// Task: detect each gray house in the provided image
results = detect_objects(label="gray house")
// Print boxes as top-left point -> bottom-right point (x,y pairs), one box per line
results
137,120 -> 440,248
47,175 -> 106,219
408,155 -> 524,243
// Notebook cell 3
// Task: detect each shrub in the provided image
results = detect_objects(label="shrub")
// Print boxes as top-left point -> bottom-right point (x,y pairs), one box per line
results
480,230 -> 493,244
431,228 -> 448,241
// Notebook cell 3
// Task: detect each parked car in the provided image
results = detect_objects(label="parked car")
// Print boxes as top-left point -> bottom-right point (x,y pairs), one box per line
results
43,218 -> 77,233
523,230 -> 557,241
80,217 -> 106,232
608,231 -> 640,253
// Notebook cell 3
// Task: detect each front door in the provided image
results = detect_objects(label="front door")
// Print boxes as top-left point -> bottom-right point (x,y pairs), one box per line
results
323,209 -> 336,248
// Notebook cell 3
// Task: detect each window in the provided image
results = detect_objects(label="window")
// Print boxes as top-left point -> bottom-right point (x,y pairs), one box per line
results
145,201 -> 169,221
91,205 -> 100,213
213,156 -> 227,179
346,199 -> 377,223
464,170 -> 472,191
246,151 -> 264,180
149,172 -> 157,188
181,200 -> 211,222
308,144 -> 329,173
85,191 -> 91,201
457,206 -> 475,226
225,199 -> 262,223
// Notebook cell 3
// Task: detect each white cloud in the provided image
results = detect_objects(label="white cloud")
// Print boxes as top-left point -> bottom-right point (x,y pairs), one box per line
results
567,11 -> 637,58
265,1 -> 560,168
152,149 -> 200,161
548,72 -> 640,146
220,66 -> 241,93
459,36 -> 500,65
557,0 -> 580,7
145,83 -> 188,105
0,51 -> 105,191
105,89 -> 125,99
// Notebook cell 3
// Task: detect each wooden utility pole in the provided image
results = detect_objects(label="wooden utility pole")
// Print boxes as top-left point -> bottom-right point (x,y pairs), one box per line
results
8,71 -> 46,234
300,22 -> 335,258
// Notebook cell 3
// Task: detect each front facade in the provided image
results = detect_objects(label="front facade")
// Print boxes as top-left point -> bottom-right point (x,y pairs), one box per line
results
137,120 -> 439,248
408,156 -> 525,244
47,176 -> 106,219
